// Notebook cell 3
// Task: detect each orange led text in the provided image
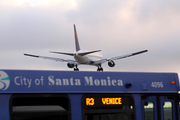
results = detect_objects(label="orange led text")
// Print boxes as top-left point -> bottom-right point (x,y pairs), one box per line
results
86,98 -> 94,105
102,98 -> 122,105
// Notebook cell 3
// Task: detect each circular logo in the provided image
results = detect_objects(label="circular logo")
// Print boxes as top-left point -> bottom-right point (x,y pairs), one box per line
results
0,71 -> 10,91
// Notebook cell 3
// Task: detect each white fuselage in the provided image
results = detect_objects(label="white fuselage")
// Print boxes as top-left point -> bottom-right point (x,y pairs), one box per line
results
74,50 -> 103,64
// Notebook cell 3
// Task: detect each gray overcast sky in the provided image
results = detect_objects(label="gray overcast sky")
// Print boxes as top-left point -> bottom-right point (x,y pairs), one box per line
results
0,0 -> 180,75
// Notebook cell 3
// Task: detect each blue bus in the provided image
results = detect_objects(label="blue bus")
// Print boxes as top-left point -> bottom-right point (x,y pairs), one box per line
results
0,70 -> 179,120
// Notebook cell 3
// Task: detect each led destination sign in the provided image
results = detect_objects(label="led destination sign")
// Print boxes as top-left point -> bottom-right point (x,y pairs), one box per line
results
86,97 -> 122,106
85,95 -> 133,109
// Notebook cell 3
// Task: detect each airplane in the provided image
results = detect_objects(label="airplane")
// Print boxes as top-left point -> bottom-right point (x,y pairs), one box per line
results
24,24 -> 148,71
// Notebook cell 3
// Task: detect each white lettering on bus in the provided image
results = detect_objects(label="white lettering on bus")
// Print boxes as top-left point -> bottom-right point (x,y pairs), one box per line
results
34,76 -> 44,86
151,82 -> 163,88
48,76 -> 81,86
14,76 -> 32,88
84,76 -> 123,86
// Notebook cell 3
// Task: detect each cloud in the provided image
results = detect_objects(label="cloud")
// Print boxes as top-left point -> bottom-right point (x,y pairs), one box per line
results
0,0 -> 180,75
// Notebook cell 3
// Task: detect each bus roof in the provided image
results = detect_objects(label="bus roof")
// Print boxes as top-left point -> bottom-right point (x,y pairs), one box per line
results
0,70 -> 179,93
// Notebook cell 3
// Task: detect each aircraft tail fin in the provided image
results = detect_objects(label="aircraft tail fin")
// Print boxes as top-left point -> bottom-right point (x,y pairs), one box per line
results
74,24 -> 81,51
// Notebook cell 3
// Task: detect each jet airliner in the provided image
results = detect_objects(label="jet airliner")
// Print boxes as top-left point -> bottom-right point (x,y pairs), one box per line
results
24,24 -> 148,71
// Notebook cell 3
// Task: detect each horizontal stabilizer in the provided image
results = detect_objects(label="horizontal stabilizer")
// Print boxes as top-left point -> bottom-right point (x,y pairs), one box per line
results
78,50 -> 101,56
49,51 -> 74,56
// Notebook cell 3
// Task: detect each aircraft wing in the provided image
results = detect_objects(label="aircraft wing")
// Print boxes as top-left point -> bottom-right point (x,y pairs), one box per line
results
93,50 -> 148,65
110,50 -> 148,61
93,59 -> 108,65
24,53 -> 79,64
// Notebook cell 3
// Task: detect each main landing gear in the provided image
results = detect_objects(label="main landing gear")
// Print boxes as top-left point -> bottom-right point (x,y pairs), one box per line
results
74,65 -> 79,71
73,64 -> 103,72
97,65 -> 103,71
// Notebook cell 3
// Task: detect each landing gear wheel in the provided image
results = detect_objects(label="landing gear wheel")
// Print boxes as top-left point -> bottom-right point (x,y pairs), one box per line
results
97,68 -> 103,71
97,65 -> 103,71
74,68 -> 79,71
74,65 -> 79,71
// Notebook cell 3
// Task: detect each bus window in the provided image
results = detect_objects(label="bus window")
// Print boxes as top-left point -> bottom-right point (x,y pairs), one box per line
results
10,94 -> 70,120
144,101 -> 154,120
82,94 -> 134,120
163,101 -> 172,120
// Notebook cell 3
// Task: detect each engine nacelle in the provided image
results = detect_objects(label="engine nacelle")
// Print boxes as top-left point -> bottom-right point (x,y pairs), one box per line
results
67,63 -> 74,68
108,60 -> 115,67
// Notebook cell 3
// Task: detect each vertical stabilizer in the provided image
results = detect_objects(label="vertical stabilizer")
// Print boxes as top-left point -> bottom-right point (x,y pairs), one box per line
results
74,24 -> 81,51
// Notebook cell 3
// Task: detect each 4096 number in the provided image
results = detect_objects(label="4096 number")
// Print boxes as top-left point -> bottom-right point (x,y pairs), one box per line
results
151,82 -> 163,88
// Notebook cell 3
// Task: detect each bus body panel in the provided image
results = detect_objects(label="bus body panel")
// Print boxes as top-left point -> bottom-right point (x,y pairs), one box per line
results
0,94 -> 11,120
0,70 -> 179,93
68,94 -> 83,120
0,70 -> 179,120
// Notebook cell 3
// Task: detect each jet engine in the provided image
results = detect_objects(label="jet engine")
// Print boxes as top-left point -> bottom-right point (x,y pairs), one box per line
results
67,63 -> 74,68
108,60 -> 115,67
